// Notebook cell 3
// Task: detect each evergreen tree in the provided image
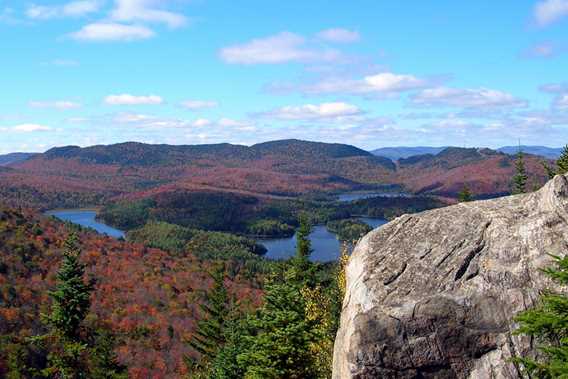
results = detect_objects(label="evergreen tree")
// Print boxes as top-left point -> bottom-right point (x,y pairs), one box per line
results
542,160 -> 557,180
89,329 -> 128,379
557,144 -> 568,175
291,213 -> 315,285
39,233 -> 94,379
514,255 -> 568,377
186,266 -> 231,376
458,184 -> 473,202
236,278 -> 319,379
513,150 -> 528,195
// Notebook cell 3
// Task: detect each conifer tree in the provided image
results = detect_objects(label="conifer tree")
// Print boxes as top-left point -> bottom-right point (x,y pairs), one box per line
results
513,255 -> 568,377
89,329 -> 128,379
542,160 -> 556,180
41,233 -> 94,379
513,150 -> 528,194
291,213 -> 315,285
458,184 -> 473,202
557,144 -> 568,175
186,266 -> 231,376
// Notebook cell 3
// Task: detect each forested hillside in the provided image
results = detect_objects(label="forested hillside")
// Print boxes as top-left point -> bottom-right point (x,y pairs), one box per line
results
0,205 -> 264,378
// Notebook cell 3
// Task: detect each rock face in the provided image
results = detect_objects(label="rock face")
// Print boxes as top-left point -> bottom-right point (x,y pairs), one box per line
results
333,175 -> 568,379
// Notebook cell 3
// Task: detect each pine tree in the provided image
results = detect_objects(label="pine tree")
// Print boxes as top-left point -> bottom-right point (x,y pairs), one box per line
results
40,233 -> 94,379
186,265 -> 231,376
557,145 -> 568,175
542,160 -> 557,180
458,184 -> 473,202
513,150 -> 528,195
513,255 -> 568,377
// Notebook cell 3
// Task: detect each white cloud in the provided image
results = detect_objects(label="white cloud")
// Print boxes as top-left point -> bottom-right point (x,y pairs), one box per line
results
26,1 -> 101,19
29,100 -> 81,110
110,0 -> 187,28
316,28 -> 360,43
12,124 -> 52,132
192,118 -> 212,127
258,102 -> 362,120
555,94 -> 568,109
540,82 -> 568,93
534,0 -> 568,26
105,94 -> 163,105
411,87 -> 527,109
279,72 -> 430,96
69,22 -> 155,41
220,32 -> 341,64
180,100 -> 219,110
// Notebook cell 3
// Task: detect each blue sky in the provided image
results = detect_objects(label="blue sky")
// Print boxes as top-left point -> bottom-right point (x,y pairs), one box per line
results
2,0 -> 568,154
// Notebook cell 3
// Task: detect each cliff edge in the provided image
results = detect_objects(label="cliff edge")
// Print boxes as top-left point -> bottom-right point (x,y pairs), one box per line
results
333,175 -> 568,378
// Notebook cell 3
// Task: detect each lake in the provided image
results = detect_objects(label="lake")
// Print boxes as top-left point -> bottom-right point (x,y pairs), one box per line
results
260,217 -> 388,262
46,209 -> 125,239
337,192 -> 410,202
45,209 -> 387,263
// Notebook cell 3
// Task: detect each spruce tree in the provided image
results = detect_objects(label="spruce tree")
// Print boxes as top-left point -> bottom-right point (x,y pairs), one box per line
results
557,144 -> 568,175
41,233 -> 94,379
513,150 -> 528,194
514,255 -> 568,377
291,213 -> 315,285
236,279 -> 319,379
458,184 -> 473,202
186,266 -> 231,376
542,160 -> 557,180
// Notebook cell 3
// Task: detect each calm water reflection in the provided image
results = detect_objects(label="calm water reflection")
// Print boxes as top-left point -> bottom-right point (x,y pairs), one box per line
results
46,210 -> 125,239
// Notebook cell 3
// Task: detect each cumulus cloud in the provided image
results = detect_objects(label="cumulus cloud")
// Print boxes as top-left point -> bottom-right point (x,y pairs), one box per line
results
534,0 -> 568,26
540,82 -> 568,93
411,87 -> 527,109
70,22 -> 155,41
26,1 -> 101,19
104,94 -> 163,105
180,100 -> 219,110
110,0 -> 187,28
316,28 -> 360,43
257,102 -> 363,121
270,72 -> 431,97
555,94 -> 568,109
220,32 -> 341,64
29,100 -> 81,110
12,124 -> 52,132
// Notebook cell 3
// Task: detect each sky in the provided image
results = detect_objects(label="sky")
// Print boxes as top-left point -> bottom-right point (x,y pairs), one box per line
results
2,0 -> 568,154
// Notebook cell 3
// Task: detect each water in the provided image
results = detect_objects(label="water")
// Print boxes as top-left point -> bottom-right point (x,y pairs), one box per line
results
46,209 -> 125,239
45,209 -> 387,263
337,192 -> 410,202
261,217 -> 387,262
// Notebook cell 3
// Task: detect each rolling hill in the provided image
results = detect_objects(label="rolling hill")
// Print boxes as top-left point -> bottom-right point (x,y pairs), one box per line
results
0,152 -> 37,166
0,140 -> 554,210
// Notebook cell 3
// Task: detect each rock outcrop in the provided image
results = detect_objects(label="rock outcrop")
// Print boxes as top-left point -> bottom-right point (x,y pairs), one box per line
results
333,175 -> 568,378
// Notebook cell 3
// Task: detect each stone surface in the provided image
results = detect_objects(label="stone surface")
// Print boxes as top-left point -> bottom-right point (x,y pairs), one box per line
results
333,175 -> 568,379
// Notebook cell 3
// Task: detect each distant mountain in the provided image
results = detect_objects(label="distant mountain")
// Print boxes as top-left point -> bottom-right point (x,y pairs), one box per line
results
0,141 -> 554,209
497,146 -> 563,159
371,147 -> 448,160
398,147 -> 549,198
2,139 -> 397,209
0,152 -> 37,166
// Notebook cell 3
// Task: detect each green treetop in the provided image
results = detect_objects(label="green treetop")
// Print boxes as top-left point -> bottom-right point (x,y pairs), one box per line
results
458,184 -> 473,202
557,145 -> 568,176
514,255 -> 568,377
513,150 -> 528,195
